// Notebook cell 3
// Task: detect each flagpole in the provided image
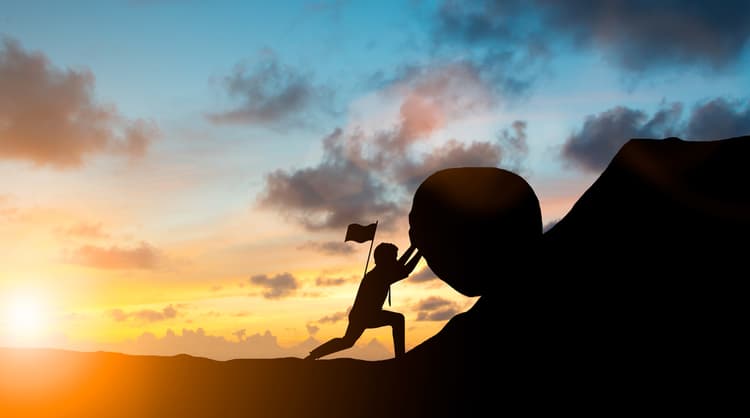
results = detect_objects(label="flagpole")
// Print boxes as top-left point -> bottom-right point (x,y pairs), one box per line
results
361,220 -> 378,281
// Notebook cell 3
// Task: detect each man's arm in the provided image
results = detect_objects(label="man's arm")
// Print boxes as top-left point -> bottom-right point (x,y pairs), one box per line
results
398,245 -> 416,265
391,247 -> 422,284
403,251 -> 421,275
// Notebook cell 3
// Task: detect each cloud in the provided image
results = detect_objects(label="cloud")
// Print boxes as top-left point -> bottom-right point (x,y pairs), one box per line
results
417,307 -> 460,321
396,139 -> 504,191
259,63 -> 527,231
118,328 -> 288,359
318,310 -> 348,324
0,196 -> 18,220
414,296 -> 453,311
542,1 -> 750,72
298,240 -> 355,255
306,323 -> 319,336
207,52 -> 333,128
315,276 -> 353,286
413,296 -> 461,321
258,128 -> 403,230
562,97 -> 750,172
55,222 -> 109,239
377,62 -> 498,152
684,97 -> 750,139
0,206 -> 16,220
435,1 -> 750,73
562,103 -> 683,171
67,241 -> 160,269
110,304 -> 178,323
232,329 -> 246,341
68,328 -> 391,361
410,267 -> 438,283
431,4 -> 550,96
0,37 -> 156,168
497,120 -> 528,171
249,272 -> 299,299
116,119 -> 158,159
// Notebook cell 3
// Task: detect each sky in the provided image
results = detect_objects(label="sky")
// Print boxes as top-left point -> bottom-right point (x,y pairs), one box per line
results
1,0 -> 749,360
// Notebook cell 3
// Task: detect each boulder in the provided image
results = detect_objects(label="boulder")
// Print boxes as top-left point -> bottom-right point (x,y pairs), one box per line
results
408,167 -> 542,296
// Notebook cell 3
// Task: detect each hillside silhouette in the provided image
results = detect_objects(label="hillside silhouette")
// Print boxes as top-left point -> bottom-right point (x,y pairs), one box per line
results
2,136 -> 747,417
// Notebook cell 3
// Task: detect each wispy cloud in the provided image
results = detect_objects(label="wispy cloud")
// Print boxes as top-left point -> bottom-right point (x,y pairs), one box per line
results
317,310 -> 348,324
67,241 -> 160,270
314,276 -> 354,286
435,1 -> 750,74
249,272 -> 299,299
562,97 -> 750,171
410,267 -> 438,283
413,296 -> 460,321
298,240 -> 355,255
55,222 -> 109,239
207,51 -> 333,129
110,304 -> 178,323
562,103 -> 683,171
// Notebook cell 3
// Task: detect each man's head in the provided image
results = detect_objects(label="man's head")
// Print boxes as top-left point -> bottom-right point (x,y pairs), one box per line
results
374,243 -> 398,265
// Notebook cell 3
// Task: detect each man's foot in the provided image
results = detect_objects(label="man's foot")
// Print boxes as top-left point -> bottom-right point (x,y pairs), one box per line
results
304,352 -> 317,360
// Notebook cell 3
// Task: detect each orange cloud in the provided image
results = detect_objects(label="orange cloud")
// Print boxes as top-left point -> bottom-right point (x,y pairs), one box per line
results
56,222 -> 109,239
317,310 -> 348,324
0,195 -> 18,220
314,276 -> 354,286
298,240 -> 355,255
413,296 -> 460,321
110,304 -> 178,323
67,241 -> 160,269
0,38 -> 157,168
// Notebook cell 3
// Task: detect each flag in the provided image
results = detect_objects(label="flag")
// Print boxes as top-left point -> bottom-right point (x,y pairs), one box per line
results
345,222 -> 377,243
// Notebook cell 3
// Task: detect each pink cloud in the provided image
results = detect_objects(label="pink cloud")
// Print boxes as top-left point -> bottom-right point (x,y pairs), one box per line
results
68,241 -> 160,270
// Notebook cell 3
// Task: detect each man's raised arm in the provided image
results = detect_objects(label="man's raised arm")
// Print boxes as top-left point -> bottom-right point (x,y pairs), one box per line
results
398,245 -> 417,265
403,250 -> 422,275
391,245 -> 422,284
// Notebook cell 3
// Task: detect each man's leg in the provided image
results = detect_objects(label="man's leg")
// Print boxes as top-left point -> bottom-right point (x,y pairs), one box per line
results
305,321 -> 365,360
370,310 -> 405,358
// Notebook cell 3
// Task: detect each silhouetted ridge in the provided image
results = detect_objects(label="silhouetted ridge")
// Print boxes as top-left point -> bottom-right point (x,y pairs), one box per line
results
546,136 -> 750,264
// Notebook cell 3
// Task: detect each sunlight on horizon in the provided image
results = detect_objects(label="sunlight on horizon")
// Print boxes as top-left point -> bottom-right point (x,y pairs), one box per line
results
2,290 -> 50,347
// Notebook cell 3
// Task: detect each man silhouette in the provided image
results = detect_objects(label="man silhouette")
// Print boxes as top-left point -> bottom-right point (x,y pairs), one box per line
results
306,243 -> 421,360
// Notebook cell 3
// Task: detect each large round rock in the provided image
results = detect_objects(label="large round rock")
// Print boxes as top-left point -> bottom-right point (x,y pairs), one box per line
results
409,168 -> 542,297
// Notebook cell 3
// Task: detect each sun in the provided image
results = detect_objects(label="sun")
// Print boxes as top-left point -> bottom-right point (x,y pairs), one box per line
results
6,294 -> 45,339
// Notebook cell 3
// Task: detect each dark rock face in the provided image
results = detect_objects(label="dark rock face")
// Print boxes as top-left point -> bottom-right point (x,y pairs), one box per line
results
540,136 -> 750,363
408,167 -> 542,297
545,136 -> 750,260
407,136 -> 748,411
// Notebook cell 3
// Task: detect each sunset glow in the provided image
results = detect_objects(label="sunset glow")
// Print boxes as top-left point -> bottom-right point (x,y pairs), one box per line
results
3,291 -> 47,344
1,1 -> 748,362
